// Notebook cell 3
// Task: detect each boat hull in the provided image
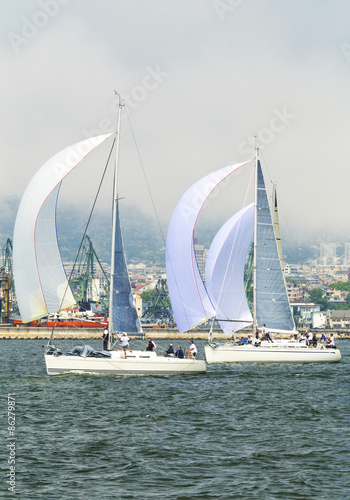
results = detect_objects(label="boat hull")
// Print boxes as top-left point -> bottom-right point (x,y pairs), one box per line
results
205,343 -> 341,364
44,350 -> 206,375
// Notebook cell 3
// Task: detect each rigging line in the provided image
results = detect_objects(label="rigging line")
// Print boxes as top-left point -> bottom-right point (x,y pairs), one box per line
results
48,138 -> 116,345
259,148 -> 296,248
124,108 -> 193,328
124,108 -> 166,247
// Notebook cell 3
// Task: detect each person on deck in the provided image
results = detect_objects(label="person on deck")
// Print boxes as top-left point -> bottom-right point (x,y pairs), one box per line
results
146,338 -> 156,351
118,333 -> 132,358
102,328 -> 109,350
175,346 -> 184,358
307,330 -> 313,345
187,341 -> 197,359
253,333 -> 261,346
327,334 -> 335,346
163,344 -> 174,356
237,337 -> 248,345
261,324 -> 273,342
299,333 -> 307,345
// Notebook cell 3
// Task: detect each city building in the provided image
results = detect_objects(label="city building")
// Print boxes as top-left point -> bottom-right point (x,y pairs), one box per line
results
326,310 -> 350,329
320,242 -> 337,265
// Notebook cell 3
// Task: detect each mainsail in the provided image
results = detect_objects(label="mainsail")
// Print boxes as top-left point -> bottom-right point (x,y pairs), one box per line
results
205,204 -> 254,333
13,134 -> 112,323
166,161 -> 249,333
110,201 -> 141,333
255,161 -> 295,331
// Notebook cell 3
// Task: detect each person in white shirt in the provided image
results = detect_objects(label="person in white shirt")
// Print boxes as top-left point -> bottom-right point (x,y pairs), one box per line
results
299,333 -> 307,345
261,324 -> 273,342
328,334 -> 335,346
118,333 -> 132,358
253,333 -> 261,346
187,341 -> 197,359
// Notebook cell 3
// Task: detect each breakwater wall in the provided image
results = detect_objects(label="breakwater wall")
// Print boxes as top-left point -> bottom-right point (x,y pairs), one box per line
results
0,326 -> 348,340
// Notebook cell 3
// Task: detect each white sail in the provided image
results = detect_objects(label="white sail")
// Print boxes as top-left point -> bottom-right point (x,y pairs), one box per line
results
205,204 -> 254,334
272,185 -> 285,277
166,161 -> 249,333
13,134 -> 112,322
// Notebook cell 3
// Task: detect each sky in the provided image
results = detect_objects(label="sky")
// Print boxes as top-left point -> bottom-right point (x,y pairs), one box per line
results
1,0 -> 350,246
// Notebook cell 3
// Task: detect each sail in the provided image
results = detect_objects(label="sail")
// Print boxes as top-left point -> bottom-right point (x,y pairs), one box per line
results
13,134 -> 113,323
205,204 -> 254,333
110,202 -> 141,333
166,161 -> 249,333
255,161 -> 295,331
272,186 -> 285,276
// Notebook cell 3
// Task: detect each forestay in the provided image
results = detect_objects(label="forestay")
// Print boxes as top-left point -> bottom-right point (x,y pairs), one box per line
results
205,204 -> 254,334
13,134 -> 112,323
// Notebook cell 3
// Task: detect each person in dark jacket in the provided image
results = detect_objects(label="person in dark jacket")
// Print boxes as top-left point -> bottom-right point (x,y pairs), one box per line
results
146,338 -> 156,351
163,344 -> 174,356
175,346 -> 184,358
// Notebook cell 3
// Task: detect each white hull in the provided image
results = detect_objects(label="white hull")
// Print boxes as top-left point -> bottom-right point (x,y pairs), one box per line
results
205,342 -> 341,364
45,350 -> 206,375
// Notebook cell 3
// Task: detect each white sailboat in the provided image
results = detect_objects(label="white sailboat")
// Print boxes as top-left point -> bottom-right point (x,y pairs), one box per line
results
166,149 -> 341,364
13,99 -> 206,375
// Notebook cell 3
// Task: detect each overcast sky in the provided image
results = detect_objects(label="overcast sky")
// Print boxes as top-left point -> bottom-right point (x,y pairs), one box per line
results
1,0 -> 350,246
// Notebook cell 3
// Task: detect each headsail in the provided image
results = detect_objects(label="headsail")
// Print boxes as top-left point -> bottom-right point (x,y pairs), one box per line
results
272,185 -> 285,277
205,204 -> 254,333
255,161 -> 295,331
166,161 -> 249,333
13,134 -> 113,323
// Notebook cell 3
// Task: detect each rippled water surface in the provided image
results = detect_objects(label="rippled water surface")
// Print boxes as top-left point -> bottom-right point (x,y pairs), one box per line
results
1,338 -> 349,499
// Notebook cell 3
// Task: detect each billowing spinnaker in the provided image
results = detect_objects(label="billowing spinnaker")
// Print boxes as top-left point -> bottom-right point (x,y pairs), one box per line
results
166,161 -> 249,333
13,134 -> 112,322
205,204 -> 254,334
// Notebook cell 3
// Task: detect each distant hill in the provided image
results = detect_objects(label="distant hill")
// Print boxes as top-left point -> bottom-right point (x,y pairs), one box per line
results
0,195 -> 330,267
0,196 -> 166,266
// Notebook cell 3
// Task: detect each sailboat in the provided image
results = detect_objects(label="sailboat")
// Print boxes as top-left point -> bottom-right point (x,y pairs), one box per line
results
166,149 -> 341,363
13,99 -> 206,375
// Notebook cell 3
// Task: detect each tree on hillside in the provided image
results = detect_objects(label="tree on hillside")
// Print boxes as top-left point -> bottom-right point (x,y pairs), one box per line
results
329,281 -> 350,292
346,293 -> 350,308
308,288 -> 329,311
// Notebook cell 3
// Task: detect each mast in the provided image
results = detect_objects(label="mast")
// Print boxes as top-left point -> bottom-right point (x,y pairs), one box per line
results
108,94 -> 122,349
252,143 -> 258,334
272,184 -> 285,278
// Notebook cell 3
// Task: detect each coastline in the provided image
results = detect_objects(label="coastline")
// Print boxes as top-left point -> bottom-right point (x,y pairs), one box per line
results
0,326 -> 348,340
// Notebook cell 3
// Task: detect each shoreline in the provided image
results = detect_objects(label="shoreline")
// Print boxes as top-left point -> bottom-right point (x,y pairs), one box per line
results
0,326 -> 349,340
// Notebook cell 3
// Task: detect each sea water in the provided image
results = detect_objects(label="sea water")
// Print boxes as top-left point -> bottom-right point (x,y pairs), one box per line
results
1,338 -> 349,499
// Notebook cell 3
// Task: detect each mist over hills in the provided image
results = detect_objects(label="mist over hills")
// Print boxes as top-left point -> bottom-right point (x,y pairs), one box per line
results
0,195 -> 338,266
